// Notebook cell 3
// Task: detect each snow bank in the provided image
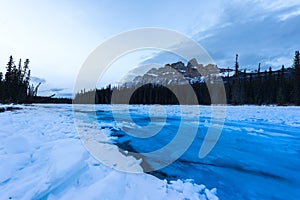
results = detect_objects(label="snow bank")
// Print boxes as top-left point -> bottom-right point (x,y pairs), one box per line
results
0,104 -> 218,200
88,104 -> 300,127
0,104 -> 23,112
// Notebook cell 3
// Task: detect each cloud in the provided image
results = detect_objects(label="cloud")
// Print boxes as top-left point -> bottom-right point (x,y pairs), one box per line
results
250,0 -> 300,22
49,88 -> 66,92
30,76 -> 46,83
55,93 -> 73,98
39,87 -> 67,93
130,1 -> 300,73
190,1 -> 300,69
2,0 -> 300,90
253,0 -> 300,12
264,56 -> 294,68
278,8 -> 300,21
38,87 -> 73,98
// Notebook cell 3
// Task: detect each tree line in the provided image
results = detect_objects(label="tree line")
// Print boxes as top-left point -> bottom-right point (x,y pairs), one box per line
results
0,56 -> 41,103
74,51 -> 300,106
0,56 -> 73,104
227,52 -> 299,105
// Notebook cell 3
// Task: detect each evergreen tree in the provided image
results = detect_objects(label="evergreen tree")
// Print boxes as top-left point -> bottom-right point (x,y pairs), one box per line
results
240,69 -> 247,104
276,65 -> 286,105
0,72 -> 3,101
235,54 -> 239,76
0,56 -> 40,103
225,67 -> 232,102
231,54 -> 240,104
74,52 -> 300,106
255,63 -> 262,105
4,56 -> 15,101
5,56 -> 14,82
294,51 -> 300,105
247,73 -> 254,104
267,67 -> 276,104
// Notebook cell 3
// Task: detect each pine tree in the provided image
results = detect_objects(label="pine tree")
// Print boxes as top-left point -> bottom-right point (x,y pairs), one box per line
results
267,67 -> 275,104
254,63 -> 262,105
225,67 -> 232,102
0,56 -> 38,103
0,72 -> 3,101
276,65 -> 286,105
235,54 -> 239,76
231,54 -> 240,104
4,56 -> 15,102
240,69 -> 247,104
294,51 -> 300,105
5,56 -> 14,82
248,73 -> 254,104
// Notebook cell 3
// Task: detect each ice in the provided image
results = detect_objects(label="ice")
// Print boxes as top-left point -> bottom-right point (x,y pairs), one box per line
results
113,104 -> 300,128
3,103 -> 298,199
0,104 -> 218,200
91,104 -> 300,199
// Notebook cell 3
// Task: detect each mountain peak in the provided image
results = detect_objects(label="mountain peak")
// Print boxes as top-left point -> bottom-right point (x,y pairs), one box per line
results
187,58 -> 198,68
126,59 -> 230,86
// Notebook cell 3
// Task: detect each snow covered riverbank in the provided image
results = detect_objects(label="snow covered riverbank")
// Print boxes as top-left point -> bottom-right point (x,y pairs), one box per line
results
0,104 -> 218,200
0,104 -> 23,112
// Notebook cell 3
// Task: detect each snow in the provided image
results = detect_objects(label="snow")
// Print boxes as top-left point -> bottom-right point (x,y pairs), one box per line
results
111,104 -> 300,127
0,104 -> 218,200
147,73 -> 158,77
0,104 -> 24,112
219,71 -> 235,77
3,136 -> 31,154
2,103 -> 299,199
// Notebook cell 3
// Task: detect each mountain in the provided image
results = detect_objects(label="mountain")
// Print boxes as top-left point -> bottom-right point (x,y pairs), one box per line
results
127,58 -> 234,86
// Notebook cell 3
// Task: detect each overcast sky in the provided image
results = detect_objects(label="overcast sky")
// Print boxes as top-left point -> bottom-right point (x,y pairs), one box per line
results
0,0 -> 300,97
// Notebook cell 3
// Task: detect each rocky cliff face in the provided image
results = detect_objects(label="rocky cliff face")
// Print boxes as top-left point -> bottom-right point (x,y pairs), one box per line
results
129,58 -> 233,86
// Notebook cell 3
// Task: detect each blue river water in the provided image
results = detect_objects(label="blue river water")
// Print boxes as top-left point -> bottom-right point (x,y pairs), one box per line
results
81,106 -> 300,199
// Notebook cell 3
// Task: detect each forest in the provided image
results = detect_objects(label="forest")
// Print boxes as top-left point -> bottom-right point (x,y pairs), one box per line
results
0,56 -> 40,103
1,51 -> 299,105
74,51 -> 300,106
0,56 -> 71,104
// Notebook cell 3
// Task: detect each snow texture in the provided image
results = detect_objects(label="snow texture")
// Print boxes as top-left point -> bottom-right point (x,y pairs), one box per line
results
0,104 -> 218,200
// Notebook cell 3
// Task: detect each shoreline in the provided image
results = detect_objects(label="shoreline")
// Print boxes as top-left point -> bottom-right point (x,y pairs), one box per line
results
115,140 -> 181,181
0,105 -> 22,112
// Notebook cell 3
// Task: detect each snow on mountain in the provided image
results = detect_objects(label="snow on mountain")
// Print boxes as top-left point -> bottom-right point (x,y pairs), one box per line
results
127,59 -> 234,86
0,104 -> 218,200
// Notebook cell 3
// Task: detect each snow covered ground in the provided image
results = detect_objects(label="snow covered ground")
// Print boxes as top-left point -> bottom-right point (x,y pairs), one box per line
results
0,104 -> 218,200
1,104 -> 299,199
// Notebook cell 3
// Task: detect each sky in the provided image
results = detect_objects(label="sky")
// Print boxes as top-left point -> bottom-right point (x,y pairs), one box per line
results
0,0 -> 300,97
